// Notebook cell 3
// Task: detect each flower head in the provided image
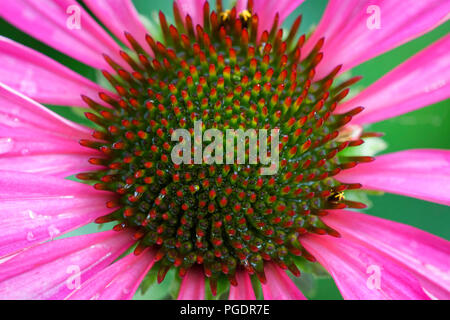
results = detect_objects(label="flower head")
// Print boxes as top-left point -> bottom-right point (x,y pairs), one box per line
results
0,0 -> 449,300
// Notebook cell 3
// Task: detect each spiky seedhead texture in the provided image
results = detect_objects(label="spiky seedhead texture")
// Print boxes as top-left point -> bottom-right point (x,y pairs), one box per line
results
78,0 -> 370,295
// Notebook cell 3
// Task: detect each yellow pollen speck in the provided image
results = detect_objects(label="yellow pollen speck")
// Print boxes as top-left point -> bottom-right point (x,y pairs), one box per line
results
220,10 -> 231,22
239,10 -> 252,22
328,190 -> 345,203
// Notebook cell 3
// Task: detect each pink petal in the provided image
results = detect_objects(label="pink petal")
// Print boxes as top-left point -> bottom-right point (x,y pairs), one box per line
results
0,230 -> 134,299
0,134 -> 98,178
0,170 -> 112,258
0,83 -> 91,138
301,234 -> 430,300
176,0 -> 206,28
304,0 -> 450,78
66,250 -> 155,300
0,83 -> 98,176
337,149 -> 450,206
237,0 -> 305,35
177,267 -> 205,300
0,133 -> 90,157
337,35 -> 450,124
83,0 -> 150,54
0,36 -> 114,107
0,154 -> 94,178
261,263 -> 306,300
229,270 -> 256,300
0,0 -> 122,69
322,210 -> 450,299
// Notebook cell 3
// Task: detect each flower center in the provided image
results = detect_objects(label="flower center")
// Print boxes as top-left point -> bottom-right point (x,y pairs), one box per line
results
77,1 -> 370,295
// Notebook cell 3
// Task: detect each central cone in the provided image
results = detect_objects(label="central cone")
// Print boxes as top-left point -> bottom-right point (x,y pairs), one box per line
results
77,0 -> 370,294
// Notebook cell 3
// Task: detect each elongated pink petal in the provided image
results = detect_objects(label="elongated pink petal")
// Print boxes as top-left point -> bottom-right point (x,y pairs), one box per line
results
66,250 -> 155,300
0,83 -> 98,176
83,0 -> 150,53
178,267 -> 205,300
0,170 -> 112,258
304,0 -> 450,78
261,263 -> 306,300
237,0 -> 305,34
176,0 -> 206,28
0,37 -> 113,107
0,133 -> 90,157
301,234 -> 430,300
0,230 -> 134,299
0,83 -> 91,138
337,149 -> 450,206
229,270 -> 256,300
322,210 -> 450,299
0,154 -> 93,178
0,0 -> 122,69
337,35 -> 450,124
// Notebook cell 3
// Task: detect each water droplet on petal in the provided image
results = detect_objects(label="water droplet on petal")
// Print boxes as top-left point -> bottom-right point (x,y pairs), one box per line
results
424,80 -> 446,93
90,293 -> 100,300
48,225 -> 61,239
26,209 -> 36,220
27,231 -> 35,241
0,114 -> 22,127
19,79 -> 37,96
0,138 -> 14,155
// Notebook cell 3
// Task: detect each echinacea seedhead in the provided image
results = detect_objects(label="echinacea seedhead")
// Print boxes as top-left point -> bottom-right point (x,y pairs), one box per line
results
77,0 -> 372,295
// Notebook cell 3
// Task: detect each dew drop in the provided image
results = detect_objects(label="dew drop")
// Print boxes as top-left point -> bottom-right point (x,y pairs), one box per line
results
90,293 -> 100,300
424,80 -> 446,93
48,225 -> 61,239
26,209 -> 36,220
0,138 -> 14,155
19,79 -> 37,96
26,231 -> 35,241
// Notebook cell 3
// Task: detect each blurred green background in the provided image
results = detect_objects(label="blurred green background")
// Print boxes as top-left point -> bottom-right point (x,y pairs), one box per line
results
0,0 -> 448,300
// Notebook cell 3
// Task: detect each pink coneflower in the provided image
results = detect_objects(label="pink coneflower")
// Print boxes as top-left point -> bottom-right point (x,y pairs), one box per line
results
0,0 -> 449,300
